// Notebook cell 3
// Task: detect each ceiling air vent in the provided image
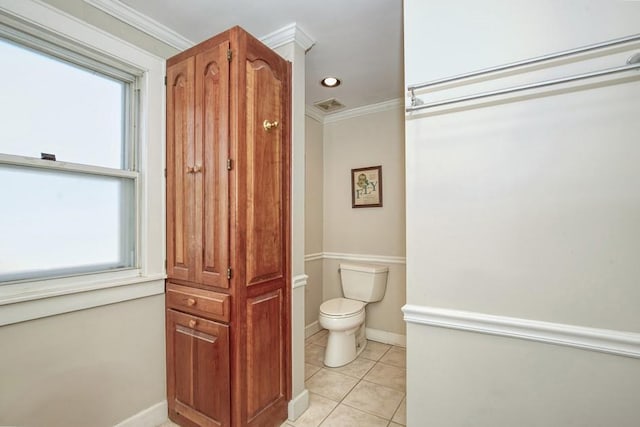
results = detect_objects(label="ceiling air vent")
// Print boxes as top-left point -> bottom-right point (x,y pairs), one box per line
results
313,98 -> 345,113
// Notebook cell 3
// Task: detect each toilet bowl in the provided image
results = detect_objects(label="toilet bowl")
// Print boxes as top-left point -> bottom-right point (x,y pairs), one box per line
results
318,298 -> 367,367
318,263 -> 389,367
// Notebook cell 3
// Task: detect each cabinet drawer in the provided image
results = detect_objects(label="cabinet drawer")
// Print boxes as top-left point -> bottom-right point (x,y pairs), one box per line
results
166,283 -> 230,322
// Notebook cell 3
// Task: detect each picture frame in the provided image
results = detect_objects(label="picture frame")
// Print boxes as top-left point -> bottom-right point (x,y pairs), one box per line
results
351,165 -> 382,208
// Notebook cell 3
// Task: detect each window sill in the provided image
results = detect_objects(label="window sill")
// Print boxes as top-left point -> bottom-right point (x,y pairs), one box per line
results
0,0 -> 166,327
0,271 -> 166,326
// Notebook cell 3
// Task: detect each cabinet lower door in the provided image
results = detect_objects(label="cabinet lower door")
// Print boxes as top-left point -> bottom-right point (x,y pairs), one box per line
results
167,309 -> 230,427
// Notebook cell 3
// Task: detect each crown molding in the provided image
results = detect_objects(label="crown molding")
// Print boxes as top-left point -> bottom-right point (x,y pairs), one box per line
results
305,98 -> 405,125
260,22 -> 315,52
324,98 -> 405,124
304,106 -> 325,123
403,305 -> 640,359
82,2 -> 317,54
83,0 -> 194,50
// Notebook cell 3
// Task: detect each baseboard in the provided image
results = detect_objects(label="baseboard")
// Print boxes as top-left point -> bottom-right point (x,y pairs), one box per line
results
305,320 -> 322,338
288,388 -> 310,421
366,328 -> 406,347
114,400 -> 167,427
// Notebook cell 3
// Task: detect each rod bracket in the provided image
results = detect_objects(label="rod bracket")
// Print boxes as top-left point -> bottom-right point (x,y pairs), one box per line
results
627,52 -> 640,65
409,89 -> 423,107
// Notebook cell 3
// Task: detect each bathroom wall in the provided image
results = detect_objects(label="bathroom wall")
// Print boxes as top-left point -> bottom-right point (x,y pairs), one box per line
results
322,106 -> 406,339
0,296 -> 166,427
404,0 -> 640,425
305,115 -> 324,327
0,2 -> 176,426
40,0 -> 178,58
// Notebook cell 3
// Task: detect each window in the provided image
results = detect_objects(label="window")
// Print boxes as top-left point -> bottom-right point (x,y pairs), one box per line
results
0,0 -> 164,325
0,22 -> 140,283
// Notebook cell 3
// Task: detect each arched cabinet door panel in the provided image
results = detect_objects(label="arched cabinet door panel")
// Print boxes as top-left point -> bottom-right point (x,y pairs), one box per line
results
194,42 -> 230,289
237,32 -> 292,427
166,57 -> 196,283
167,38 -> 230,290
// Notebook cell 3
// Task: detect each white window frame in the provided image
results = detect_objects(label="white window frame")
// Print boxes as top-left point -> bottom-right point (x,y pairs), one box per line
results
0,0 -> 166,325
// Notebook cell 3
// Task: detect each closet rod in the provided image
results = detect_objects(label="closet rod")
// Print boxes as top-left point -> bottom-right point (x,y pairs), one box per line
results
406,61 -> 640,112
407,33 -> 640,93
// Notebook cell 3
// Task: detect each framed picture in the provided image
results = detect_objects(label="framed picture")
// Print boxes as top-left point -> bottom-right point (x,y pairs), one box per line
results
351,165 -> 382,208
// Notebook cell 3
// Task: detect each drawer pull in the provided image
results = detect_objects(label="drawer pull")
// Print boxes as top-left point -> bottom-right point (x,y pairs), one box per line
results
189,319 -> 197,328
186,298 -> 196,306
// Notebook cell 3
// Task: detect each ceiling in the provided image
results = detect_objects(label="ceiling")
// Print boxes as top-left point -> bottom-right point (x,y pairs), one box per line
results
118,0 -> 404,114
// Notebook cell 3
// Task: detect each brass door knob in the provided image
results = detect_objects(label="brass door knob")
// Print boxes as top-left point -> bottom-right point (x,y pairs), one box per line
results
263,120 -> 279,131
186,298 -> 196,306
188,319 -> 197,328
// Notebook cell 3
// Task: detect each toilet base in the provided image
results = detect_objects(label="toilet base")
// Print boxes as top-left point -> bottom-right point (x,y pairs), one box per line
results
323,323 -> 367,367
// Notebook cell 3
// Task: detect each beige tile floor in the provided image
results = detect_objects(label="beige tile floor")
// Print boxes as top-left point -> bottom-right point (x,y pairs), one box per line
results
158,329 -> 406,427
284,329 -> 406,427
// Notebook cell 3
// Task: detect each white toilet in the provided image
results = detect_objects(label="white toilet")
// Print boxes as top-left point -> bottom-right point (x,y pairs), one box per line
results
318,263 -> 389,367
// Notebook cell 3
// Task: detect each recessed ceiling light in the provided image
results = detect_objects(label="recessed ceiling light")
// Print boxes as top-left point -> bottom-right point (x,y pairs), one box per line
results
321,77 -> 341,87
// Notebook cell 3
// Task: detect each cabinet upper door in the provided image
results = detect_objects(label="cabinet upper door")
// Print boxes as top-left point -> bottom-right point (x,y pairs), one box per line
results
240,36 -> 291,290
167,39 -> 231,289
235,32 -> 292,427
194,41 -> 230,289
166,56 -> 196,283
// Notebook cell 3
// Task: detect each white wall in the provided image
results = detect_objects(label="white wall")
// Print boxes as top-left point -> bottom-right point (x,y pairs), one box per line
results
0,296 -> 167,427
0,1 -> 176,426
408,324 -> 640,427
305,115 -> 324,327
323,109 -> 405,257
273,37 -> 310,420
303,105 -> 407,339
322,107 -> 406,337
404,1 -> 640,425
40,0 -> 177,58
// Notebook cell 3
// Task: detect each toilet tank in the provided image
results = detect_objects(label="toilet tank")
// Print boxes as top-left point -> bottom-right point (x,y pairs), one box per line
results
339,263 -> 389,302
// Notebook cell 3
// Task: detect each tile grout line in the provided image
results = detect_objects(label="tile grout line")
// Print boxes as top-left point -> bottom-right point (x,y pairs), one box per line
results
304,331 -> 406,426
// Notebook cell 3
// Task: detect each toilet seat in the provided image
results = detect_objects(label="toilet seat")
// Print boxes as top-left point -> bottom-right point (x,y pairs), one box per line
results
320,298 -> 365,318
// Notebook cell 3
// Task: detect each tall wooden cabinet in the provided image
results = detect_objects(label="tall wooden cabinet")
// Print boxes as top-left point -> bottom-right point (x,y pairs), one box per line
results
165,26 -> 291,427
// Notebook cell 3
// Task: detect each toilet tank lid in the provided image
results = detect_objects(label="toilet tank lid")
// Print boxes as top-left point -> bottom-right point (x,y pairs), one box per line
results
339,262 -> 388,274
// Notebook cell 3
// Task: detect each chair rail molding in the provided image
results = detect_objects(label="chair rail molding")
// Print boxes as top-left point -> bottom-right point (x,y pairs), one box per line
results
292,274 -> 308,289
403,304 -> 640,359
304,252 -> 406,265
304,252 -> 323,262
